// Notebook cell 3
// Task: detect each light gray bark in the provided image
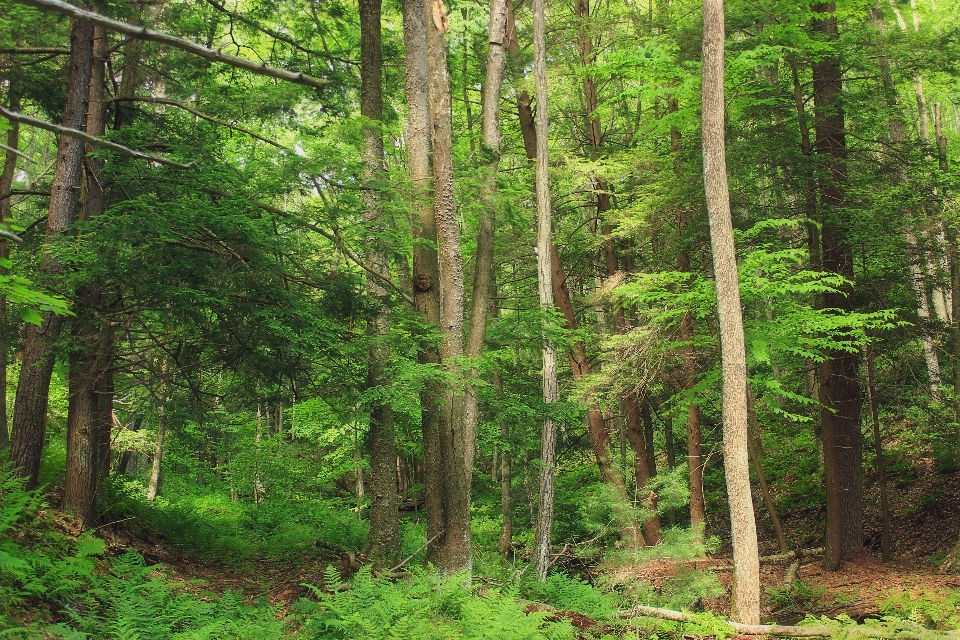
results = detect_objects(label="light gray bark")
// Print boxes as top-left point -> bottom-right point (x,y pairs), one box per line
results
702,0 -> 760,623
531,0 -> 559,581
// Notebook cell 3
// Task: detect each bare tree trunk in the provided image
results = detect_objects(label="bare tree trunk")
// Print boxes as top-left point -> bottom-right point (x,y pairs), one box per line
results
496,371 -> 513,557
426,0 -> 471,574
746,387 -> 788,554
532,0 -> 559,580
0,78 -> 19,451
10,16 -> 94,488
63,26 -> 112,530
813,2 -> 864,572
865,344 -> 892,561
359,0 -> 400,566
146,406 -> 165,501
702,0 -> 760,622
462,0 -> 509,477
680,306 -> 706,539
402,0 -> 445,563
625,393 -> 661,544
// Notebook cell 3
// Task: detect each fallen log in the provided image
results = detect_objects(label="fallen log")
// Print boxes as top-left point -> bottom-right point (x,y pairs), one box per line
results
619,605 -> 960,639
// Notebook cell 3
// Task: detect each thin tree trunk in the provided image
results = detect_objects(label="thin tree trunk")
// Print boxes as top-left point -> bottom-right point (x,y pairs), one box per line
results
10,16 -> 94,488
0,78 -> 19,451
359,0 -> 400,566
702,0 -> 760,622
813,1 -> 864,572
496,370 -> 513,557
746,387 -> 788,554
864,344 -> 891,561
461,0 -> 509,477
532,0 -> 559,579
625,393 -> 661,544
146,406 -> 165,501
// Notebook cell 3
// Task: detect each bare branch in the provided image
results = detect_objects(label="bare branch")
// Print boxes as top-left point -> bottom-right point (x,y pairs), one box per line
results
0,47 -> 71,55
0,142 -> 36,163
11,0 -> 329,90
0,106 -> 195,169
109,96 -> 286,148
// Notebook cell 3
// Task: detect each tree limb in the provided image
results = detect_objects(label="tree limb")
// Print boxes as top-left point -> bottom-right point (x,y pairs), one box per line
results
0,142 -> 36,163
0,106 -> 195,169
0,47 -> 71,55
200,0 -> 323,58
11,0 -> 329,90
108,97 -> 286,148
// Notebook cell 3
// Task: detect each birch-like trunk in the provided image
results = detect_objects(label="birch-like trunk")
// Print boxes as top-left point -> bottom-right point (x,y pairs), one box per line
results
531,0 -> 559,580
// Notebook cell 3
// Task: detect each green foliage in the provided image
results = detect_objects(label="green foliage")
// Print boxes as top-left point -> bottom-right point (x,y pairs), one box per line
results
766,579 -> 828,611
880,588 -> 960,630
297,567 -> 576,640
526,572 -> 621,621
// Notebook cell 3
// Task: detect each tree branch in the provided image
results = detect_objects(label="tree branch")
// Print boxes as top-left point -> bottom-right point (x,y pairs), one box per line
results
200,0 -> 323,58
0,47 -> 71,55
11,0 -> 329,90
108,97 -> 286,148
0,106 -> 195,169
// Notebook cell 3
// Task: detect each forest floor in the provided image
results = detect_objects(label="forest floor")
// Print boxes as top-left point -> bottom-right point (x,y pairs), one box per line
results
95,459 -> 960,629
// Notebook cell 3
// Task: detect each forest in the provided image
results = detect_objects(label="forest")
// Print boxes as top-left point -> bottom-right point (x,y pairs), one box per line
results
1,0 -> 960,636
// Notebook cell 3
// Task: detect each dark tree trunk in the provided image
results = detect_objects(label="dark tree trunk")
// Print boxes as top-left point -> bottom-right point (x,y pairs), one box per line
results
10,16 -> 94,488
359,0 -> 400,566
0,78 -> 19,451
812,2 -> 864,572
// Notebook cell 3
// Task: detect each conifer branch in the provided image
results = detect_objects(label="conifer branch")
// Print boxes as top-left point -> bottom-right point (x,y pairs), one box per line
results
0,106 -> 194,169
11,0 -> 329,90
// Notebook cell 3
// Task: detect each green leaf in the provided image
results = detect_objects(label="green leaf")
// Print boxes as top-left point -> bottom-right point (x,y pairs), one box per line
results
19,307 -> 42,326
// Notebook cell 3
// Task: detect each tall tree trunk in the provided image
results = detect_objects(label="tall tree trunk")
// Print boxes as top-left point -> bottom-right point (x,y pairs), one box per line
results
426,0 -> 471,574
702,0 -> 760,622
64,26 -> 112,529
813,2 -> 864,572
10,16 -> 94,488
496,370 -> 513,557
359,0 -> 400,566
402,0 -> 445,562
0,78 -> 19,451
461,0 -> 509,477
532,0 -> 559,579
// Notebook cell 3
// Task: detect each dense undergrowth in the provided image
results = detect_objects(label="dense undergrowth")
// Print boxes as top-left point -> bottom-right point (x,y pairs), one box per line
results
4,419 -> 960,639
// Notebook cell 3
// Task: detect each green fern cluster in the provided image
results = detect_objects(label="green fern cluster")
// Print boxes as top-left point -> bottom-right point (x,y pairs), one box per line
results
293,566 -> 577,640
526,572 -> 620,621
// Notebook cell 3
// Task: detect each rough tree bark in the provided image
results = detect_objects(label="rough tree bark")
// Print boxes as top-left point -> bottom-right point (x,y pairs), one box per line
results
359,0 -> 400,566
702,0 -> 760,622
812,2 -> 864,572
425,0 -> 471,574
532,0 -> 559,579
10,16 -> 94,488
0,77 -> 19,451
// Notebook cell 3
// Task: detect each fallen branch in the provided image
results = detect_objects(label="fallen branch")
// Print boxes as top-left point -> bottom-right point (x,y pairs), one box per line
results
620,605 -> 960,639
109,97 -> 286,148
11,0 -> 328,90
0,47 -> 71,55
386,531 -> 444,574
0,106 -> 194,169
697,547 -> 824,571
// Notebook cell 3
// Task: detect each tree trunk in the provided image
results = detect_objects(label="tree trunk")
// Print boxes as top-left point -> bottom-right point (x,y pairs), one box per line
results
10,16 -> 94,488
359,0 -> 400,566
402,0 -> 445,563
864,344 -> 891,561
425,0 -> 471,574
532,0 -> 559,579
496,370 -> 513,557
812,2 -> 864,572
0,78 -> 19,451
146,407 -> 165,501
625,393 -> 661,544
702,0 -> 760,622
461,0 -> 509,478
63,26 -> 112,529
746,387 -> 788,554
